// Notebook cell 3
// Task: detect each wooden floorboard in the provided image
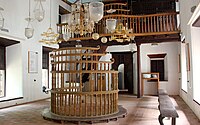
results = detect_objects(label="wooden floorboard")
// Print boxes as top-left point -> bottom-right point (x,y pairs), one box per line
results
0,95 -> 199,125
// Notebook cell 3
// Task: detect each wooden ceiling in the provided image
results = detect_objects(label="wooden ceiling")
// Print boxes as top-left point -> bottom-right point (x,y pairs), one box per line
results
61,0 -> 74,5
59,5 -> 70,15
59,34 -> 180,48
0,37 -> 20,47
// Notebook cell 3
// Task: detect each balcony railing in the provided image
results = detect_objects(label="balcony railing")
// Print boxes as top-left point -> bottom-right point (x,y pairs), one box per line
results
57,12 -> 180,41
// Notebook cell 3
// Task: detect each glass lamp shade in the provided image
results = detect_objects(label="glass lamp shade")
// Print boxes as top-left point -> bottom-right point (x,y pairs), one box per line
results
92,33 -> 100,40
63,33 -> 71,41
101,37 -> 107,43
106,19 -> 117,33
34,9 -> 45,22
0,18 -> 4,29
89,2 -> 104,23
25,28 -> 34,39
25,17 -> 34,39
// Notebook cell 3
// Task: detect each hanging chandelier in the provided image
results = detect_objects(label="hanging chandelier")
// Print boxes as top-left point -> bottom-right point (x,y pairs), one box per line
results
103,19 -> 135,43
34,0 -> 45,22
63,0 -> 104,39
25,0 -> 34,39
39,0 -> 60,44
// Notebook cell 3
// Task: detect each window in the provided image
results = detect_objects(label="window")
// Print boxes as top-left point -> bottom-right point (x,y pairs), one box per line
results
148,53 -> 167,81
181,43 -> 188,92
151,60 -> 164,81
0,46 -> 5,97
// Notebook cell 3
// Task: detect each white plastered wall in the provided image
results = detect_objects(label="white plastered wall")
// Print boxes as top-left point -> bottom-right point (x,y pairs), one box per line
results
0,0 -> 69,108
179,0 -> 200,120
140,42 -> 179,95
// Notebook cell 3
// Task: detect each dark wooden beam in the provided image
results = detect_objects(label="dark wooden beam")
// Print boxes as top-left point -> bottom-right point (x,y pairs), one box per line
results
0,37 -> 20,47
59,33 -> 180,48
147,53 -> 167,58
59,39 -> 129,48
136,43 -> 141,98
61,0 -> 73,5
135,33 -> 180,44
59,6 -> 70,15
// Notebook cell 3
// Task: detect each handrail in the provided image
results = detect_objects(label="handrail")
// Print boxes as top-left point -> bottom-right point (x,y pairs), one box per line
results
104,3 -> 127,6
103,12 -> 179,18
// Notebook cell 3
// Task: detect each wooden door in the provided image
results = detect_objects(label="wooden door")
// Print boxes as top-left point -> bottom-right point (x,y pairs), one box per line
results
112,52 -> 134,94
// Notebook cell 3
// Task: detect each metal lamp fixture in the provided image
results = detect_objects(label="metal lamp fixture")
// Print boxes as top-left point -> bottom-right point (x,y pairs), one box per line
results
25,0 -> 34,39
109,22 -> 133,42
39,0 -> 60,44
0,7 -> 4,29
106,19 -> 134,43
34,0 -> 45,22
63,0 -> 104,40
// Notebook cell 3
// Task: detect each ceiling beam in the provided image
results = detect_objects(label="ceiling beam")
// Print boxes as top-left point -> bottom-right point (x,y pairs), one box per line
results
59,33 -> 180,48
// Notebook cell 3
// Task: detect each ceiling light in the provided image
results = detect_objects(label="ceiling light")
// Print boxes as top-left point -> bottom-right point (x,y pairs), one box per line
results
63,0 -> 104,40
92,33 -> 100,40
106,19 -> 135,43
34,0 -> 45,22
101,37 -> 108,43
25,0 -> 34,39
39,0 -> 60,44
106,19 -> 117,33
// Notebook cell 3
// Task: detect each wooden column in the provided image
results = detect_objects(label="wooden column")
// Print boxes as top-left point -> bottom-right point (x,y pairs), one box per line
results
137,43 -> 141,98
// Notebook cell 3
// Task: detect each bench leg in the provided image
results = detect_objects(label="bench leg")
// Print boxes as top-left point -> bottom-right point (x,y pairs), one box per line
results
172,118 -> 176,125
158,114 -> 165,125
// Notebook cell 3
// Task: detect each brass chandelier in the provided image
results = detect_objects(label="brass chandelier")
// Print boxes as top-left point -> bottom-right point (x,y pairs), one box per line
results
102,18 -> 135,43
39,0 -> 60,44
63,0 -> 104,40
109,22 -> 134,42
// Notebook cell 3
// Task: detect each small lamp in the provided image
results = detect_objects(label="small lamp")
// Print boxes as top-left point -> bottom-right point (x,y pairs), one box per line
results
34,0 -> 45,22
106,19 -> 117,33
25,19 -> 34,39
101,37 -> 108,43
25,0 -> 34,39
89,2 -> 104,23
92,33 -> 100,40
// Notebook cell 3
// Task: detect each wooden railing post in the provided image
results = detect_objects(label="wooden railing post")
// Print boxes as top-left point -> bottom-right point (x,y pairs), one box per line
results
136,43 -> 141,98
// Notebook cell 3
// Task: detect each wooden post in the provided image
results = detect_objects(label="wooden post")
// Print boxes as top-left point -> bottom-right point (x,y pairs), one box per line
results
172,118 -> 176,125
137,43 -> 141,98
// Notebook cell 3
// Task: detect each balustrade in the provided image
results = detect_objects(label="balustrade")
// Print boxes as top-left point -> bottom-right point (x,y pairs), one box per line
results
57,12 -> 179,41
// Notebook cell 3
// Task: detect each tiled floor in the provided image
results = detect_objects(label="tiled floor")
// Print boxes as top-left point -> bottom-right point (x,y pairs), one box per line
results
0,95 -> 199,125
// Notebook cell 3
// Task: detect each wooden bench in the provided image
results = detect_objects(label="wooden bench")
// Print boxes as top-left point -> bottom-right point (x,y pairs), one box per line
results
158,89 -> 179,125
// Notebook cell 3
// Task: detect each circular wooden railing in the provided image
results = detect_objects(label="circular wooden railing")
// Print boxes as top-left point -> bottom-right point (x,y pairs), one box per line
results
50,47 -> 119,118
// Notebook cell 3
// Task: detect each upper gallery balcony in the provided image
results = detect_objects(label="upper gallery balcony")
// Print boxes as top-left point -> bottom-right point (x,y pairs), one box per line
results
57,1 -> 180,45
